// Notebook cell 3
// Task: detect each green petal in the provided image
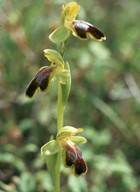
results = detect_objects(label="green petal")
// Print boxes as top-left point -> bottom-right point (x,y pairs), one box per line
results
41,140 -> 60,156
49,26 -> 70,43
70,136 -> 87,144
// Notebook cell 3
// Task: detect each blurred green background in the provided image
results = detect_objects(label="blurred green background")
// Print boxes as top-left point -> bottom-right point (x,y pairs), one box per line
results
0,0 -> 140,191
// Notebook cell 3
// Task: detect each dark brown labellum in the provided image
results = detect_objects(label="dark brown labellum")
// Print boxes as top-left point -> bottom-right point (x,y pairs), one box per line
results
25,66 -> 54,97
74,154 -> 87,175
64,142 -> 87,175
65,143 -> 77,167
72,20 -> 106,41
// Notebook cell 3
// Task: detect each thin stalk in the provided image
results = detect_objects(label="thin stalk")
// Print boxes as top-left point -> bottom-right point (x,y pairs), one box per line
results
54,83 -> 64,192
53,41 -> 71,192
57,83 -> 64,132
60,39 -> 70,57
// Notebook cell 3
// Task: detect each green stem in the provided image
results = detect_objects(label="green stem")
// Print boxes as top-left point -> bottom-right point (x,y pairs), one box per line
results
53,41 -> 71,192
54,82 -> 64,192
57,83 -> 64,132
60,38 -> 70,57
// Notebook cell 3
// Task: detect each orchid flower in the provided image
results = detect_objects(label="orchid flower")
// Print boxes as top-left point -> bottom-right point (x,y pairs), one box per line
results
49,2 -> 106,43
41,126 -> 87,176
25,49 -> 69,97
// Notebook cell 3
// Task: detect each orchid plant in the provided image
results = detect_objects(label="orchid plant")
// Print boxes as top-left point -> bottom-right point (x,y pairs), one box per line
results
25,2 -> 106,192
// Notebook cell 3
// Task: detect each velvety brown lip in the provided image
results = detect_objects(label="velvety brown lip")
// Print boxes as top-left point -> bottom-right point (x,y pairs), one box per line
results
25,66 -> 54,97
73,20 -> 106,40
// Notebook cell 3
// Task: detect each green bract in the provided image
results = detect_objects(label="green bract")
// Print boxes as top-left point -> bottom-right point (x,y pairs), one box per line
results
59,62 -> 71,105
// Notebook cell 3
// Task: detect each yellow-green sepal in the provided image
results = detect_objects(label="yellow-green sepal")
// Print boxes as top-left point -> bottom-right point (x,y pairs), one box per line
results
49,26 -> 70,43
41,140 -> 60,156
61,2 -> 80,28
44,49 -> 64,67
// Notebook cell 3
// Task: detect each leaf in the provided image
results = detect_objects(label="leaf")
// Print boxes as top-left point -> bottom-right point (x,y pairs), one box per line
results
49,26 -> 70,43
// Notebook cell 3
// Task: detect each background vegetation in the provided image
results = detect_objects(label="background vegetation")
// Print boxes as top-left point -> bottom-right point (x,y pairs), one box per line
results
0,0 -> 140,191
